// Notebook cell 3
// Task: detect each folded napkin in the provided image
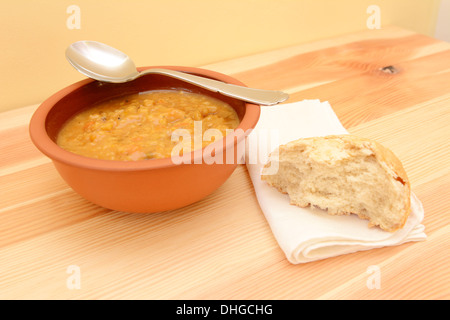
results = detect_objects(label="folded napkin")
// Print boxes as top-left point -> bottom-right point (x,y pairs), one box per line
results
246,100 -> 426,264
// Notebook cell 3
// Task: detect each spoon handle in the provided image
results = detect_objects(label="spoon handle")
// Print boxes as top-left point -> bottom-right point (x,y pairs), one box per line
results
138,68 -> 289,106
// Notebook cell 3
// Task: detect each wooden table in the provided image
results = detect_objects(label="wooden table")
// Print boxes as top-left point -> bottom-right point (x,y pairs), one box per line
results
1,26 -> 449,300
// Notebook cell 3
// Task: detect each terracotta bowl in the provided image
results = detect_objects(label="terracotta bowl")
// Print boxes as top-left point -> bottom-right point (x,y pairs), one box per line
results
29,66 -> 260,213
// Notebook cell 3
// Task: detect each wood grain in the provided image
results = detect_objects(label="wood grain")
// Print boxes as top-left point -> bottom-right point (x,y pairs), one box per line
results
0,26 -> 449,299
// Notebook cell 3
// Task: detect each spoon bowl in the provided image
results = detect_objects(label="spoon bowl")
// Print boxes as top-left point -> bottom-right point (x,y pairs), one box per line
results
66,41 -> 139,81
66,41 -> 289,105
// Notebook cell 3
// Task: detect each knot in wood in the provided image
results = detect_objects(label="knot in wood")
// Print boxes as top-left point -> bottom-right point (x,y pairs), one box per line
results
379,65 -> 399,74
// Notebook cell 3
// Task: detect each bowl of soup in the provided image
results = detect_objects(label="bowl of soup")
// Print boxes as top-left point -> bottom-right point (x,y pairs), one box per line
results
29,66 -> 260,213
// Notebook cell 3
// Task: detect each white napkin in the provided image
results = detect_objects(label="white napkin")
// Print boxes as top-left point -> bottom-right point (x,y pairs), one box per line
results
245,100 -> 426,264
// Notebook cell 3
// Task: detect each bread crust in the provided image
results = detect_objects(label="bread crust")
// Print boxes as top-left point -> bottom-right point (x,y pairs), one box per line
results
261,135 -> 411,232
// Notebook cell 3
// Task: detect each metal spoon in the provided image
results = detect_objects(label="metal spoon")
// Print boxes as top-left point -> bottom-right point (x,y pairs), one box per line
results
65,41 -> 289,106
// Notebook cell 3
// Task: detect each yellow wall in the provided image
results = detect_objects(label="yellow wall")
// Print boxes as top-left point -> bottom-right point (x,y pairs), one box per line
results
0,0 -> 441,112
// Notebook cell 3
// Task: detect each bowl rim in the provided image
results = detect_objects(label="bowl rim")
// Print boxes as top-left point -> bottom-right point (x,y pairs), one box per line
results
29,66 -> 260,171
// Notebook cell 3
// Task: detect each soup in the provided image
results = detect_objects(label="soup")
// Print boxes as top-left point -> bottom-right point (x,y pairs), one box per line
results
56,90 -> 240,161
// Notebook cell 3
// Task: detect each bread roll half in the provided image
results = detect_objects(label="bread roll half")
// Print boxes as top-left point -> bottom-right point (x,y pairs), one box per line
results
261,135 -> 411,232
